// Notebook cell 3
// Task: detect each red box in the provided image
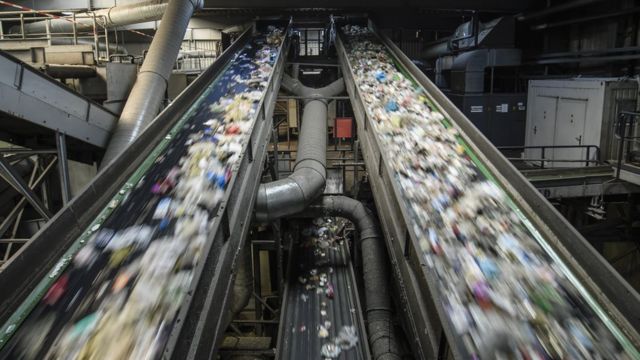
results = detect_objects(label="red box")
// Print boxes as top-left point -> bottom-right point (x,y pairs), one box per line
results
335,117 -> 353,138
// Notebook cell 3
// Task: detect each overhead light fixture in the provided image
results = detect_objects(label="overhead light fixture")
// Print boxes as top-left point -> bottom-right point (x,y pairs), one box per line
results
61,11 -> 74,16
302,70 -> 322,75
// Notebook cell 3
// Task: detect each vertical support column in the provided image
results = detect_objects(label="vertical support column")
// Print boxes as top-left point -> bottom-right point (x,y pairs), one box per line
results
19,14 -> 24,39
272,127 -> 279,180
353,139 -> 360,196
45,19 -> 51,46
252,242 -> 263,335
56,132 -> 71,205
92,13 -> 99,61
72,13 -> 78,45
273,220 -> 283,297
103,18 -> 110,60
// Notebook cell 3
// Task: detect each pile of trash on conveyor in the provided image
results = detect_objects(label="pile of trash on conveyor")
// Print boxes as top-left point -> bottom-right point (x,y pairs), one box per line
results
342,25 -> 635,359
0,28 -> 284,360
296,218 -> 359,359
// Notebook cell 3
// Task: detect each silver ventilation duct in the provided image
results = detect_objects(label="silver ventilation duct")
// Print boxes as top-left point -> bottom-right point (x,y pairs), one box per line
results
254,74 -> 344,222
100,0 -> 203,167
11,0 -> 170,35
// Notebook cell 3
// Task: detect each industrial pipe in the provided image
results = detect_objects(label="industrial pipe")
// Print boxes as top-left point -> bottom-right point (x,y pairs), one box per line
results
11,0 -> 170,35
280,73 -> 345,99
100,0 -> 203,167
301,195 -> 402,360
230,245 -> 253,316
254,74 -> 344,221
50,38 -> 126,55
421,40 -> 450,60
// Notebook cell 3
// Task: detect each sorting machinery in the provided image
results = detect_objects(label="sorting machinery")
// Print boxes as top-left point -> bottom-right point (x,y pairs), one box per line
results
1,16 -> 640,360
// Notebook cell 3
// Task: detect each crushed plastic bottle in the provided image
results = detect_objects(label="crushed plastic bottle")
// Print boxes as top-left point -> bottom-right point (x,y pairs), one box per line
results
336,326 -> 358,350
321,343 -> 341,358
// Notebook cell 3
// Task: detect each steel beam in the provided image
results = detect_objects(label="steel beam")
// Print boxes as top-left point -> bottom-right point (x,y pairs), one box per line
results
0,157 -> 57,239
0,156 -> 51,220
0,148 -> 57,155
55,132 -> 71,205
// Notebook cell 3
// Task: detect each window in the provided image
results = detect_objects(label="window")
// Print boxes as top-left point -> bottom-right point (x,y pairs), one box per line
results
299,28 -> 324,56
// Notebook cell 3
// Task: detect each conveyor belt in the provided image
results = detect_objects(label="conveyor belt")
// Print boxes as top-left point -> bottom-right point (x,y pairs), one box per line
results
336,21 -> 640,359
0,23 -> 289,360
276,220 -> 369,360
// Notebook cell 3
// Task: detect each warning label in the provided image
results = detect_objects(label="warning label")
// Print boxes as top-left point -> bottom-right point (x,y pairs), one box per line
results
496,104 -> 509,113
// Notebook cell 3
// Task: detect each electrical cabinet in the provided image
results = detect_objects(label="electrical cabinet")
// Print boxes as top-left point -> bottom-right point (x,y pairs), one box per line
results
448,92 -> 526,147
525,78 -> 637,167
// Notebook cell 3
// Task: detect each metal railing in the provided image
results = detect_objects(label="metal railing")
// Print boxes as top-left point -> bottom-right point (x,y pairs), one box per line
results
615,111 -> 640,178
0,10 -> 115,63
498,144 -> 602,169
175,39 -> 220,73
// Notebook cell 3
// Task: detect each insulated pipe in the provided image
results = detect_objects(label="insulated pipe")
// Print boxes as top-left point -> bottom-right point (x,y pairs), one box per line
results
281,73 -> 344,99
301,195 -> 401,360
254,75 -> 344,221
421,41 -> 450,60
11,0 -> 170,35
230,245 -> 253,316
51,38 -> 126,55
100,0 -> 202,167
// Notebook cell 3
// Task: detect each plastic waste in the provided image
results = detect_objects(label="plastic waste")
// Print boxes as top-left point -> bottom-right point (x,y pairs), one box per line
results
341,25 -> 629,359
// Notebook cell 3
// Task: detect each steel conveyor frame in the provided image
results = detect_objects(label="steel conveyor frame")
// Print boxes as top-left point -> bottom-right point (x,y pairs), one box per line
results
0,22 -> 290,359
336,19 -> 640,358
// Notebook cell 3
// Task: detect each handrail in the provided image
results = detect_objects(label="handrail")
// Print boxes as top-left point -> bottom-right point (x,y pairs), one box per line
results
498,144 -> 602,168
0,13 -> 113,62
615,111 -> 640,178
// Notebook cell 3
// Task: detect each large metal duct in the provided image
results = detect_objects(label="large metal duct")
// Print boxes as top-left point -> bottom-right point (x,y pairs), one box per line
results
11,0 -> 169,35
230,245 -> 253,316
100,0 -> 202,167
449,48 -> 521,93
50,38 -> 126,55
301,195 -> 401,360
254,74 -> 344,222
280,73 -> 345,99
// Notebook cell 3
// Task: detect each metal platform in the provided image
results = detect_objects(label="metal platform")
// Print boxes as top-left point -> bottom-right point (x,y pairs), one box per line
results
0,22 -> 290,359
520,165 -> 640,198
619,162 -> 640,187
336,20 -> 640,358
0,50 -> 117,148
